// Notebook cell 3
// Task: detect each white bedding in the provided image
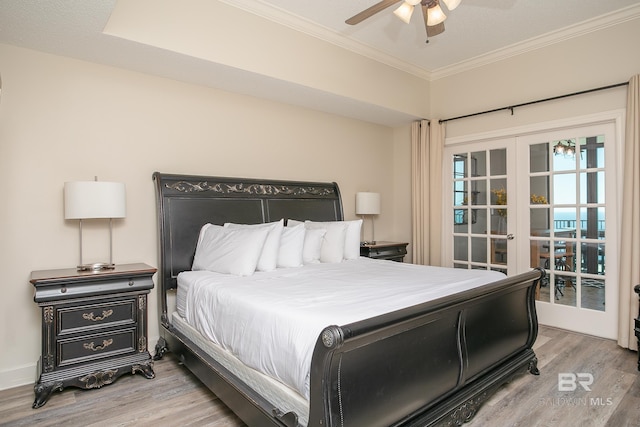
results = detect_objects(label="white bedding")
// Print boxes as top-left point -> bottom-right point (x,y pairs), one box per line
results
177,257 -> 505,400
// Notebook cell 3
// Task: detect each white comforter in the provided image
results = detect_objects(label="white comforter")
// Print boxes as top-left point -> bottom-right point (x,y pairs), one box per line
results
178,258 -> 505,399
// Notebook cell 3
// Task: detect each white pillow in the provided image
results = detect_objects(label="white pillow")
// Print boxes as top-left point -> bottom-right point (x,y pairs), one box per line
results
293,220 -> 346,263
287,219 -> 304,227
224,219 -> 284,272
277,223 -> 305,268
293,219 -> 362,261
192,224 -> 270,276
334,219 -> 362,260
301,228 -> 327,264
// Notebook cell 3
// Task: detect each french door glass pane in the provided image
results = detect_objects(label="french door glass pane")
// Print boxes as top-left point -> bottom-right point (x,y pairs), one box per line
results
490,149 -> 507,175
553,208 -> 577,230
454,236 -> 468,261
582,242 -> 605,275
580,172 -> 605,204
492,237 -> 507,265
471,237 -> 486,262
473,180 -> 487,205
581,278 -> 605,312
555,275 -> 576,307
471,151 -> 486,176
471,209 -> 486,234
553,174 -> 576,204
530,208 -> 549,236
530,143 -> 549,173
530,132 -> 607,310
453,154 -> 467,178
553,141 -> 577,171
579,207 -> 605,239
451,147 -> 507,270
530,176 -> 549,204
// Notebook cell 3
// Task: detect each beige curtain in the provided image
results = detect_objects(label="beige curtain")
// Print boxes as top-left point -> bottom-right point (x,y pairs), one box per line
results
411,120 -> 444,266
618,75 -> 640,351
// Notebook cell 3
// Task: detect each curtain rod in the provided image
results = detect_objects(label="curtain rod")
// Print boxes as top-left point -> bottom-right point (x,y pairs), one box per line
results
439,81 -> 629,124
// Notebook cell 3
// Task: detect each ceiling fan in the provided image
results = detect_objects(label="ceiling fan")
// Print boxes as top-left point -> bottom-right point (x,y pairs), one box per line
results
346,0 -> 462,41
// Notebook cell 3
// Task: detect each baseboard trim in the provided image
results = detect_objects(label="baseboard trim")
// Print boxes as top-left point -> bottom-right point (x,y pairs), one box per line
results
0,363 -> 36,391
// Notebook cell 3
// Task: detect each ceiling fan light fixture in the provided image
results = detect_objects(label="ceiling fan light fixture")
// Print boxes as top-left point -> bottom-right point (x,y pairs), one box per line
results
406,0 -> 422,5
442,0 -> 462,11
393,2 -> 415,24
427,4 -> 447,26
553,140 -> 576,157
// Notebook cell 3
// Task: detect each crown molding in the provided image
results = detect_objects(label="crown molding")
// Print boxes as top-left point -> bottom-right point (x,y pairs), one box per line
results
219,0 -> 433,80
221,1 -> 640,82
431,3 -> 640,80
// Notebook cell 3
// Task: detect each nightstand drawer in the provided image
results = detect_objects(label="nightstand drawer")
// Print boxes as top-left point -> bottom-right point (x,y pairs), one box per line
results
58,299 -> 136,335
58,328 -> 137,367
370,246 -> 406,258
360,241 -> 408,262
34,276 -> 154,303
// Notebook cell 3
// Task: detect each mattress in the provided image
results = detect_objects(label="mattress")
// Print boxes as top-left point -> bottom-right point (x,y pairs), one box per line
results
176,257 -> 505,400
171,312 -> 310,425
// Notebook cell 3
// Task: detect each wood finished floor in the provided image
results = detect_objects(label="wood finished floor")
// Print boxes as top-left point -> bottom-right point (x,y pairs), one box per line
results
1,326 -> 638,427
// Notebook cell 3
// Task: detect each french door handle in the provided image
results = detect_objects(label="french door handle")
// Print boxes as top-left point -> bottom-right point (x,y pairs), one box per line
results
507,234 -> 515,240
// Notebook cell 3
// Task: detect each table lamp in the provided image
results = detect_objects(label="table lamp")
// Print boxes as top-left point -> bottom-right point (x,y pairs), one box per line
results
64,179 -> 126,271
356,192 -> 380,244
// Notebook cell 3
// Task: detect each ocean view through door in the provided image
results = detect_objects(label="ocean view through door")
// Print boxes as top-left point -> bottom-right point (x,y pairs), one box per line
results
444,120 -> 619,339
521,123 -> 618,339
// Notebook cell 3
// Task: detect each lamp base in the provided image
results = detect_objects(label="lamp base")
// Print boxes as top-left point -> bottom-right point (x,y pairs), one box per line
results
77,262 -> 115,272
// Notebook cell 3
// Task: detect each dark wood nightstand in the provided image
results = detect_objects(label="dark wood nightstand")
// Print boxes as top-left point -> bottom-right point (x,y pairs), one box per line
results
30,263 -> 156,408
360,241 -> 409,262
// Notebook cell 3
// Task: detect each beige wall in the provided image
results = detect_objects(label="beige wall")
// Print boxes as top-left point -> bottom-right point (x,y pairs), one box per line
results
0,43 -> 407,388
105,0 -> 431,120
431,18 -> 640,136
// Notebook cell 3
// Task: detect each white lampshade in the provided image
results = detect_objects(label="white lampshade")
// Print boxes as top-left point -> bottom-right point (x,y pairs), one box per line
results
427,4 -> 447,26
442,0 -> 462,10
393,2 -> 415,24
356,192 -> 381,215
64,181 -> 126,219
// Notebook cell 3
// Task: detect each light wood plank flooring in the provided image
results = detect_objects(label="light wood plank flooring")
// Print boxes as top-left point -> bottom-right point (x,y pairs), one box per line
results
1,326 -> 638,427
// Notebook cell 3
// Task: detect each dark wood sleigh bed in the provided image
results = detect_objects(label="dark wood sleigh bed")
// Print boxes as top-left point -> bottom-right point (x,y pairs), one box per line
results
152,171 -> 544,427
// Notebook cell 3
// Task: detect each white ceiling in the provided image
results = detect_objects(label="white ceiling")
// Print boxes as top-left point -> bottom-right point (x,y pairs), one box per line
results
1,0 -> 639,125
221,0 -> 640,78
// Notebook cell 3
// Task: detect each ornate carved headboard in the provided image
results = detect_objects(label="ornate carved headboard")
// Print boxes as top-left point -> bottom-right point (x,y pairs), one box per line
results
153,172 -> 343,303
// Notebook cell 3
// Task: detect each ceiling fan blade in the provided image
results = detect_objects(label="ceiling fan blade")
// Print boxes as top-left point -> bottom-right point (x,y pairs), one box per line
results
346,0 -> 403,25
426,22 -> 445,37
421,4 -> 445,37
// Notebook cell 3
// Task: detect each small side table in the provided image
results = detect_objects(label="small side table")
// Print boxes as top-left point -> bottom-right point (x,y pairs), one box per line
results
30,263 -> 156,408
360,241 -> 408,262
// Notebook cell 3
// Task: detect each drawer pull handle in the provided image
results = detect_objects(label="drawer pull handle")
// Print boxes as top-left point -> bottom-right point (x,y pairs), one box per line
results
82,309 -> 114,322
83,339 -> 114,352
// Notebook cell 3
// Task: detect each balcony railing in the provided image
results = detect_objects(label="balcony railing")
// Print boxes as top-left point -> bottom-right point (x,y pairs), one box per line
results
553,219 -> 605,235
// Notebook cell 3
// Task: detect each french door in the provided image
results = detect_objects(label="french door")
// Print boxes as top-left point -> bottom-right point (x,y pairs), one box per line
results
445,138 -> 516,275
443,120 -> 619,339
